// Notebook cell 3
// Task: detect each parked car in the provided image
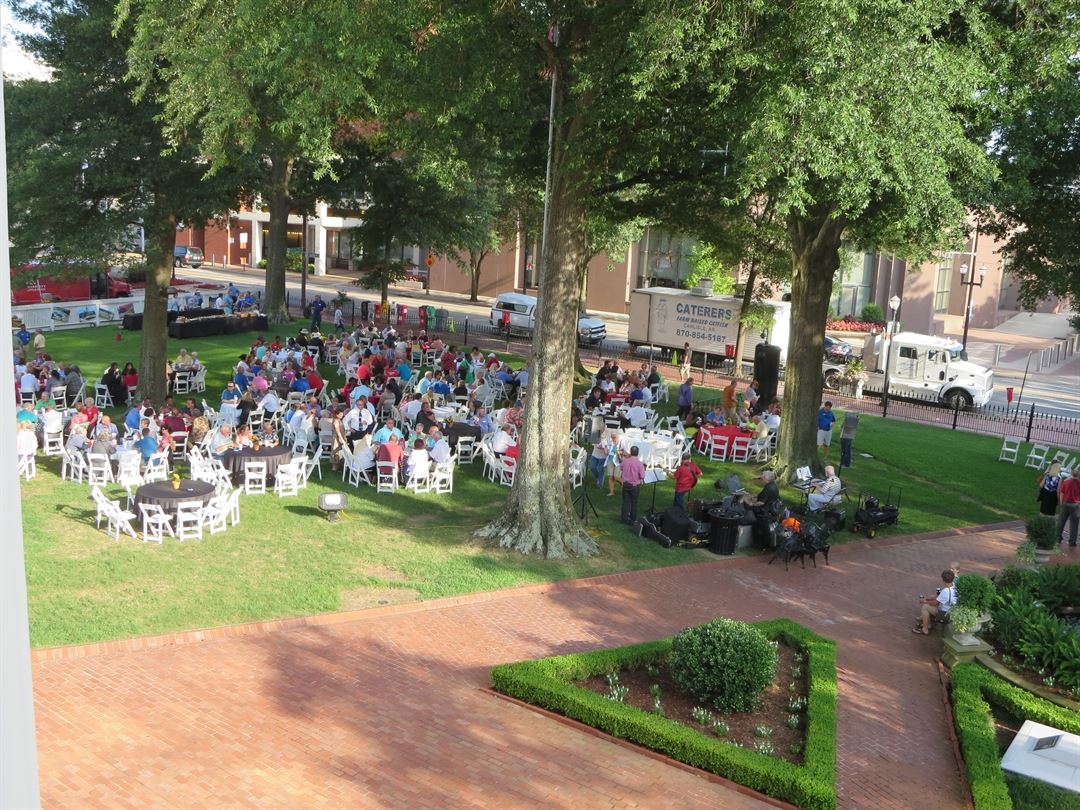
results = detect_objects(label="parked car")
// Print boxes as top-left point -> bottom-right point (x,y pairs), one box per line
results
823,335 -> 853,361
173,246 -> 204,268
490,292 -> 606,344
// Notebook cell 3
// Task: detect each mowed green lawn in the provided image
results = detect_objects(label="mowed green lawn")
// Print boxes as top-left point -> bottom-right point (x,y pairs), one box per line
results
20,327 -> 1034,647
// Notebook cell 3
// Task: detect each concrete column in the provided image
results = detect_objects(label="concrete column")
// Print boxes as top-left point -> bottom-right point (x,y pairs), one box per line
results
250,216 -> 263,267
313,202 -> 328,276
0,55 -> 42,810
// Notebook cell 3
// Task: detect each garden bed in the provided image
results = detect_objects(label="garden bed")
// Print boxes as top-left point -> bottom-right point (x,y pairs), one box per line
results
575,639 -> 806,763
950,663 -> 1080,809
490,618 -> 836,810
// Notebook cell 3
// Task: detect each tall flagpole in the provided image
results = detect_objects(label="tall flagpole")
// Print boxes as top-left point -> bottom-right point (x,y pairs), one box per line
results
0,36 -> 43,810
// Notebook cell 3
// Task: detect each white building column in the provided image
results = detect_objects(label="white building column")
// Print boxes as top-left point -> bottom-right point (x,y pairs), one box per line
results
249,214 -> 263,267
0,52 -> 42,810
313,202 -> 328,276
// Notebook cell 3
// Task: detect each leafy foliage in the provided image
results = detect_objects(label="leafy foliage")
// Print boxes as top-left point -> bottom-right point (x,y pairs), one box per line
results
684,243 -> 735,293
1026,516 -> 1060,551
859,304 -> 885,325
490,619 -> 837,810
669,618 -> 778,713
956,574 -> 996,615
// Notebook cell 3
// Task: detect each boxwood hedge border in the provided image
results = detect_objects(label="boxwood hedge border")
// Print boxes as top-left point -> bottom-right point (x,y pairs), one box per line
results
490,618 -> 836,810
951,662 -> 1080,809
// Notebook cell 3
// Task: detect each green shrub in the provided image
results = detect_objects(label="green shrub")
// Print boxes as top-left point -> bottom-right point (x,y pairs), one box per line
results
669,618 -> 778,712
1005,773 -> 1080,810
1027,516 -> 1060,550
490,619 -> 837,810
989,592 -> 1042,653
957,574 -> 996,615
1032,565 -> 1080,612
994,566 -> 1037,594
951,664 -> 1080,810
860,303 -> 885,324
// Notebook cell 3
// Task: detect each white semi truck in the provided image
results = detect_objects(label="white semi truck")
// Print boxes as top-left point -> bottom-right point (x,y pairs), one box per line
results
627,286 -> 791,362
823,331 -> 994,409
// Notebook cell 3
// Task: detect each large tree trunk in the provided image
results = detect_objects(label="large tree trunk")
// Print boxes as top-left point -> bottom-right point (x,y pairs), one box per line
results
774,206 -> 846,479
141,211 -> 176,404
264,151 -> 292,324
469,254 -> 482,302
733,263 -> 758,374
474,164 -> 597,558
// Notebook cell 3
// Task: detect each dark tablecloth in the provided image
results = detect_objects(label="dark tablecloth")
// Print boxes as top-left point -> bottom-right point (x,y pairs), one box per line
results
135,480 -> 215,518
218,445 -> 293,484
167,315 -> 269,339
122,309 -> 225,331
444,422 -> 481,449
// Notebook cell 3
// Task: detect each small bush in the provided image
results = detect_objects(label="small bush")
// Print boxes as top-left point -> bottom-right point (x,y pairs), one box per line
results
860,303 -> 885,324
1027,515 -> 1060,550
669,618 -> 778,712
994,566 -> 1037,594
1032,565 -> 1080,612
956,574 -> 996,615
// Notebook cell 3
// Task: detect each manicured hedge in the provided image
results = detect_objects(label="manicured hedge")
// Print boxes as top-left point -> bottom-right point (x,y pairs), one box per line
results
951,663 -> 1080,810
490,618 -> 837,810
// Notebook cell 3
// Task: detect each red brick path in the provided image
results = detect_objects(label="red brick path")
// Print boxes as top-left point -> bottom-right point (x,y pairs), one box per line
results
33,525 -> 1056,809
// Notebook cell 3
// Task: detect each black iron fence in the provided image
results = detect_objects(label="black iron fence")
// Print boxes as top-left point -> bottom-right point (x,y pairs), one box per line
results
823,385 -> 1080,450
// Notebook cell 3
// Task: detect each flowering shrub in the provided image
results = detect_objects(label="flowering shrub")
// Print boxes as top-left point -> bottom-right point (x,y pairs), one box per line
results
826,318 -> 882,333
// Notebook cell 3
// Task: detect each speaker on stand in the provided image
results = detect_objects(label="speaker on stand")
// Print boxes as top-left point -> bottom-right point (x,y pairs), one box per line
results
753,343 -> 781,403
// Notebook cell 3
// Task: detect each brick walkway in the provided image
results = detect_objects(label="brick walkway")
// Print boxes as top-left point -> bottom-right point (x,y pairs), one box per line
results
33,524 -> 1059,809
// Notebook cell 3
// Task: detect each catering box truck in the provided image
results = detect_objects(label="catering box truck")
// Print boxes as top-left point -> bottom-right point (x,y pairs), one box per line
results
627,286 -> 791,362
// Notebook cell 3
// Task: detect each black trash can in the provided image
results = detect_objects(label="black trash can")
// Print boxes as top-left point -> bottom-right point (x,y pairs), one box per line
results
708,509 -> 740,555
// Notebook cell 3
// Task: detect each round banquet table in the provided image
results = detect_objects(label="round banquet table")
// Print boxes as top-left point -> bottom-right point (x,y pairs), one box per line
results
694,423 -> 754,450
444,421 -> 482,448
218,445 -> 294,485
135,480 -> 216,519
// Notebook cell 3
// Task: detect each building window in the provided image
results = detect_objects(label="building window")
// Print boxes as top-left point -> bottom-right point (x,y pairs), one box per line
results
834,252 -> 874,316
933,262 -> 952,313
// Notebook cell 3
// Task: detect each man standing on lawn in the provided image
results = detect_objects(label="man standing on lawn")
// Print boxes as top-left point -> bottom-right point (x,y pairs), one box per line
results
1058,467 -> 1080,547
620,445 -> 646,525
310,294 -> 327,330
722,379 -> 738,424
672,454 -> 702,513
817,401 -> 837,460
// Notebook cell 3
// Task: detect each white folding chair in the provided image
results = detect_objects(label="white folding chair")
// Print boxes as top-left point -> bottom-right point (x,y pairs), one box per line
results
431,460 -> 455,494
730,436 -> 751,464
90,486 -> 111,528
17,453 -> 37,481
273,461 -> 300,497
63,451 -> 87,483
170,432 -> 190,462
138,503 -> 174,544
306,445 -> 324,481
175,501 -> 204,541
43,431 -> 63,457
191,367 -> 207,392
94,383 -> 114,408
17,390 -> 36,407
87,453 -> 114,485
709,435 -> 730,463
50,388 -> 68,410
697,430 -> 714,458
226,488 -> 242,526
172,371 -> 191,394
1025,444 -> 1050,470
497,456 -> 516,487
144,451 -> 170,482
376,461 -> 399,493
1048,449 -> 1069,468
998,437 -> 1020,463
406,462 -> 432,494
104,500 -> 138,542
243,460 -> 267,495
201,495 -> 229,535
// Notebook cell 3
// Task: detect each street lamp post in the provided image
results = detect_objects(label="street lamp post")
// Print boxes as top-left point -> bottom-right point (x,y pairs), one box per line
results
959,262 -> 988,356
881,294 -> 901,418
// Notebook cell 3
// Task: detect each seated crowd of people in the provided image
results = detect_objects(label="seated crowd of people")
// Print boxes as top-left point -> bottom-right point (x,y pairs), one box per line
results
14,319 -> 532,491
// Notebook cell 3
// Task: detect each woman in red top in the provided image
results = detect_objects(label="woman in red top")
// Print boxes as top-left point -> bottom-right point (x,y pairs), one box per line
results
121,362 -> 139,390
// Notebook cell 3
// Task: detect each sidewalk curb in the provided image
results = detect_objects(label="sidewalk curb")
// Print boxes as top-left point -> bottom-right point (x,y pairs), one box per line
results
31,521 -> 1023,664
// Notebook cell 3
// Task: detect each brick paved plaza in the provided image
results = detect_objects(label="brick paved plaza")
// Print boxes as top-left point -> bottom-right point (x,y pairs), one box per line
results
33,523 -> 1063,809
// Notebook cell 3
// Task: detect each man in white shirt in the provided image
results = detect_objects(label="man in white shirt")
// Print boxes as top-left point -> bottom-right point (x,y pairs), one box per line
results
261,390 -> 280,415
41,404 -> 63,436
491,427 -> 517,455
916,569 -> 957,635
416,371 -> 434,396
763,402 -> 781,430
624,404 -> 649,428
287,404 -> 307,437
808,466 -> 842,510
428,428 -> 451,463
401,394 -> 423,424
19,370 -> 39,394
